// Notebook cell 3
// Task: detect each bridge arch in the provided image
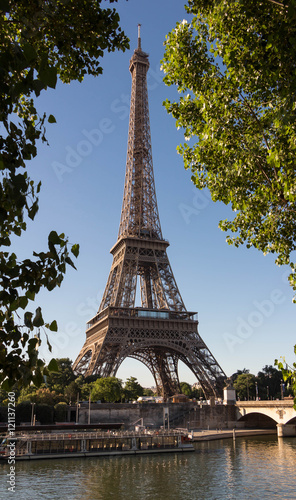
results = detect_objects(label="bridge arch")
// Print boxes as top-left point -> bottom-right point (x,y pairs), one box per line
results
237,411 -> 277,429
285,416 -> 296,425
236,401 -> 296,436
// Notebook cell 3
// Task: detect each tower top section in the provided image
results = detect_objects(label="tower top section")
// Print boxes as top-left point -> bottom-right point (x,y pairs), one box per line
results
129,25 -> 150,74
138,23 -> 141,50
118,27 -> 163,241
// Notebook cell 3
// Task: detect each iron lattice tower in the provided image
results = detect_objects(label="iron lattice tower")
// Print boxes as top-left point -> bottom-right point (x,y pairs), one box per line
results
73,28 -> 226,398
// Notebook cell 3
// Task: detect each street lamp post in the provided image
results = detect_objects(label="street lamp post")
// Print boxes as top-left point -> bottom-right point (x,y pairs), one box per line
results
247,375 -> 249,401
31,402 -> 35,426
76,393 -> 80,424
280,380 -> 284,400
255,381 -> 259,401
88,392 -> 91,425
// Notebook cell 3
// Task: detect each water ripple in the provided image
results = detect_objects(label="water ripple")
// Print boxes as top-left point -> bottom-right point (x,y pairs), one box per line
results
1,436 -> 295,500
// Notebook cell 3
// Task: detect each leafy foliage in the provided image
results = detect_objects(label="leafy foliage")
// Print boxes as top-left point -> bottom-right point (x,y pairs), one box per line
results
27,388 -> 66,406
45,358 -> 76,392
143,387 -> 156,397
64,381 -> 81,402
161,0 -> 296,300
231,368 -> 250,384
91,376 -> 123,403
275,344 -> 296,409
257,364 -> 283,399
180,381 -> 192,397
232,365 -> 284,400
233,373 -> 256,400
123,376 -> 144,401
0,1 -> 129,388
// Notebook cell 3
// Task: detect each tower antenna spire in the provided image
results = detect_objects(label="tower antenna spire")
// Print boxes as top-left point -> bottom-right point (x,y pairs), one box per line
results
138,23 -> 141,50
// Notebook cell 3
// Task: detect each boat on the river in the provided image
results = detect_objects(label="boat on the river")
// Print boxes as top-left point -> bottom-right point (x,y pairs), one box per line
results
0,429 -> 194,461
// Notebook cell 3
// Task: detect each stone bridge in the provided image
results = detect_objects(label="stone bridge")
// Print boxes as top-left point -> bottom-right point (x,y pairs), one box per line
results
236,400 -> 296,437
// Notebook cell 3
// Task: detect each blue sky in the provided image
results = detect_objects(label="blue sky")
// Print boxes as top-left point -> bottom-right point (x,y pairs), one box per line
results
13,0 -> 295,388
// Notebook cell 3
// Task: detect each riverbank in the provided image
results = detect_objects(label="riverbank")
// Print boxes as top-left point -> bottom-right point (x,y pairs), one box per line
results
191,428 -> 276,442
0,429 -> 194,461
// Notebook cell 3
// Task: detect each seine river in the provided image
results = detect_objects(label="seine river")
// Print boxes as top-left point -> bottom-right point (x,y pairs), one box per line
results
1,435 -> 295,499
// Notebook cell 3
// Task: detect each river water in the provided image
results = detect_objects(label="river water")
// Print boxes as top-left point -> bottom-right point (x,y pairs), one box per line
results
1,435 -> 295,499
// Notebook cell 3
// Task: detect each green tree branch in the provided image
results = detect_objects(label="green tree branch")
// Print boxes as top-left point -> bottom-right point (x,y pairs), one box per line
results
161,0 -> 296,301
0,0 -> 129,389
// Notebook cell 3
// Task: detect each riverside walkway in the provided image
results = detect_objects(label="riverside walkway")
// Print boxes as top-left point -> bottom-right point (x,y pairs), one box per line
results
191,428 -> 276,442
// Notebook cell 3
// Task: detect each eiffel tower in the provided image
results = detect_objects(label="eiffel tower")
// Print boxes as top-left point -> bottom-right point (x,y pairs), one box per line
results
73,27 -> 226,398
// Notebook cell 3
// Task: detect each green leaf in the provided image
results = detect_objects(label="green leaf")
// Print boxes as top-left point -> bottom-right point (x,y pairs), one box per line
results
48,230 -> 61,245
32,369 -> 43,387
48,320 -> 58,332
32,307 -> 44,327
39,66 -> 57,89
24,311 -> 33,328
19,296 -> 28,309
28,337 -> 39,352
23,43 -> 37,63
47,358 -> 59,372
65,256 -> 76,269
25,290 -> 35,301
28,200 -> 39,221
48,114 -> 56,124
71,243 -> 80,258
10,300 -> 19,312
21,332 -> 29,347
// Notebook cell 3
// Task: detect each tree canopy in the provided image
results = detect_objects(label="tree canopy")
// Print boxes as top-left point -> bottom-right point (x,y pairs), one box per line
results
45,358 -> 76,392
91,376 -> 122,403
233,373 -> 256,401
161,0 -> 296,300
0,0 -> 129,389
180,381 -> 192,397
123,376 -> 144,401
232,364 -> 284,400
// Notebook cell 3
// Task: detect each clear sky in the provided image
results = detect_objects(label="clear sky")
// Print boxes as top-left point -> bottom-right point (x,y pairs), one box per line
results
13,0 -> 295,388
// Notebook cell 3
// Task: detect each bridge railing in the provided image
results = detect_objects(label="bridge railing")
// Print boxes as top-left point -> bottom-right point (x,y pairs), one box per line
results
236,400 -> 294,407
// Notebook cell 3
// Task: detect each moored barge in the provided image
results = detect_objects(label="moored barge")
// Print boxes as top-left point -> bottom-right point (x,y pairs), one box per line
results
0,430 -> 194,461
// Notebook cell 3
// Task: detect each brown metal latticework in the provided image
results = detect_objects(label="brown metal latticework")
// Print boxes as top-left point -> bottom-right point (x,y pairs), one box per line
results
73,28 -> 226,398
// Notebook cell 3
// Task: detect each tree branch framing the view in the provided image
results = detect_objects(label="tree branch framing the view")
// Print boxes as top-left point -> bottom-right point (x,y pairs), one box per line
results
0,0 -> 129,389
161,0 -> 296,301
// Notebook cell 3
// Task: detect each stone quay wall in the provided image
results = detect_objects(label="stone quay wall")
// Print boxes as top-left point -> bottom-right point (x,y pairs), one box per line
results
77,402 -> 237,430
